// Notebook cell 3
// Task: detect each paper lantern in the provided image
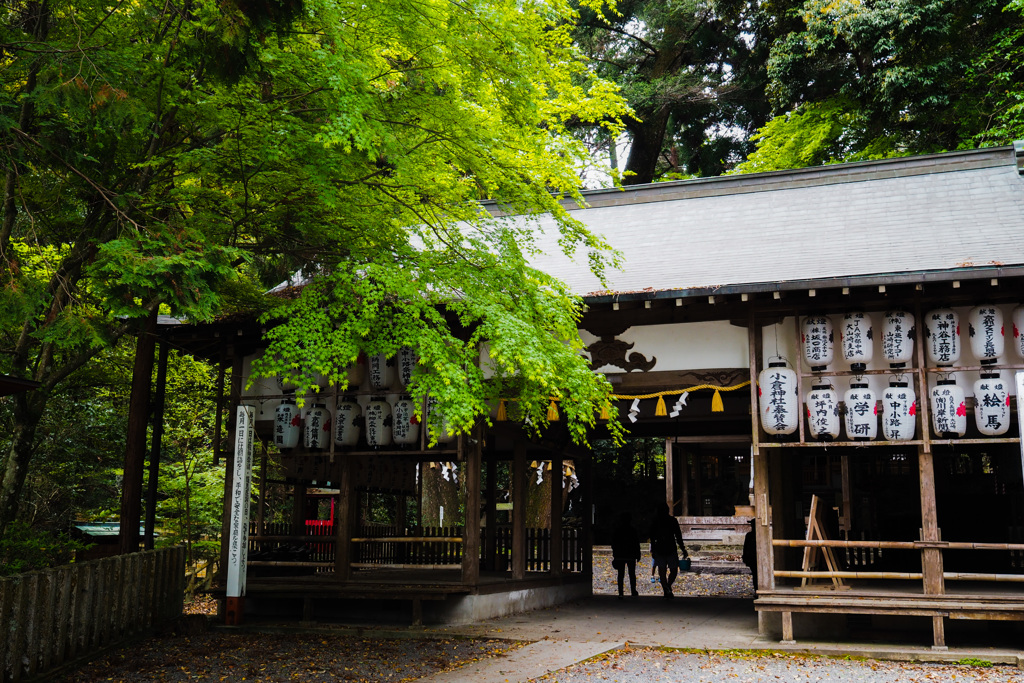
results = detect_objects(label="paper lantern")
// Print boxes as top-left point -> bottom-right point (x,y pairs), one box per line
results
274,398 -> 300,450
930,379 -> 966,438
334,396 -> 361,447
802,316 -> 834,371
881,310 -> 915,368
841,312 -> 873,371
1013,306 -> 1024,358
757,360 -> 799,436
304,402 -> 331,450
397,347 -> 418,388
369,352 -> 395,391
276,374 -> 300,394
427,396 -> 456,444
967,305 -> 1004,365
974,373 -> 1010,436
882,380 -> 916,442
392,395 -> 421,446
924,309 -> 960,366
344,354 -> 367,389
844,381 -> 877,440
805,382 -> 840,441
364,396 -> 393,447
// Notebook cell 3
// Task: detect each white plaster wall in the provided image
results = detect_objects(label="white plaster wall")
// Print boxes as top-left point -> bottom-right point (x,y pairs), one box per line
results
429,582 -> 592,625
580,321 -> 750,374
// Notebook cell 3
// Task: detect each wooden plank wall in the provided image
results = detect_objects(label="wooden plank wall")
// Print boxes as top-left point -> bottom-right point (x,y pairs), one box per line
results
0,546 -> 185,683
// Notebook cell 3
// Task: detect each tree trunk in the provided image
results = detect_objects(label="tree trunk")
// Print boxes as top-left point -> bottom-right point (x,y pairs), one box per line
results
119,310 -> 158,554
0,406 -> 43,536
622,107 -> 672,185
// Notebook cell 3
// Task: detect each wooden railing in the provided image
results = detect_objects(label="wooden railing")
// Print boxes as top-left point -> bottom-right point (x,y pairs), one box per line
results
0,547 -> 185,683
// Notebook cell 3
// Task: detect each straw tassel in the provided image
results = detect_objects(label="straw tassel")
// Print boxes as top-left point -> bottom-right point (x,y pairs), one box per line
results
711,389 -> 724,412
655,395 -> 667,416
599,402 -> 610,420
547,399 -> 559,421
497,399 -> 507,422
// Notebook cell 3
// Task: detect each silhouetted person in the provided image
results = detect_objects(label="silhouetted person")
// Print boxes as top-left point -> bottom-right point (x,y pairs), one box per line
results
743,526 -> 757,591
611,512 -> 641,598
649,502 -> 687,599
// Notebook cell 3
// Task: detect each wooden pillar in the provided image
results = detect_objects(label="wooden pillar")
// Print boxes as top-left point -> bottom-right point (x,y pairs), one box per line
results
484,454 -> 497,571
218,349 -> 243,582
749,313 -> 774,592
461,430 -> 482,586
334,456 -> 355,580
914,303 -> 944,601
580,452 -> 593,578
549,452 -> 563,577
664,438 -> 675,513
292,484 -> 307,535
512,440 -> 527,579
678,443 -> 690,516
119,309 -> 158,555
144,341 -> 170,551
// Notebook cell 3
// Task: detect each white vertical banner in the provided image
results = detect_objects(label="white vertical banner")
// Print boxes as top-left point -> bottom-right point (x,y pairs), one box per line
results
1017,373 -> 1024,489
226,405 -> 255,599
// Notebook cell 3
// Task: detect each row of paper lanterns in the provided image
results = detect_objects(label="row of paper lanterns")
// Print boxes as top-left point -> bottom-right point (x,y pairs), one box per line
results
275,348 -> 419,394
273,395 -> 454,451
760,362 -> 1012,440
801,306 -> 1024,371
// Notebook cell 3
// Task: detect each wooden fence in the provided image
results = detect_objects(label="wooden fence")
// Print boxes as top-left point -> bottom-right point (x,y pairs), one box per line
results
0,546 -> 185,683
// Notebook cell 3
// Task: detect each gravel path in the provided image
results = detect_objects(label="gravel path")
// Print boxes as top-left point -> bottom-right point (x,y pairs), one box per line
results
538,646 -> 1024,682
592,552 -> 754,599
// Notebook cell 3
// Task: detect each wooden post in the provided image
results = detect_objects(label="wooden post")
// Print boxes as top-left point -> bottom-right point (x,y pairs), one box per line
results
914,303 -> 945,603
664,438 -> 675,513
749,314 -> 774,595
292,484 -> 307,536
217,347 -> 242,584
119,309 -> 158,555
512,440 -> 527,579
334,456 -> 355,580
461,430 -> 482,585
580,451 -> 593,578
550,452 -> 563,577
485,454 -> 497,571
256,441 -> 268,534
144,341 -> 169,551
678,441 -> 690,516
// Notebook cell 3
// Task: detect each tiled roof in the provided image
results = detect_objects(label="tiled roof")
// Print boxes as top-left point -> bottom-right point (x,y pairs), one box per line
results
524,146 -> 1024,298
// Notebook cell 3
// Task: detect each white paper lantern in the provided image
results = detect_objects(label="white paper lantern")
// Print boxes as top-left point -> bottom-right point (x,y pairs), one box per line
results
392,395 -> 421,446
805,382 -> 840,441
364,396 -> 393,447
881,310 -> 915,368
844,381 -> 877,440
924,309 -> 960,366
968,305 -> 1004,365
397,347 -> 418,388
334,396 -> 362,447
758,361 -> 799,436
974,373 -> 1010,436
1013,306 -> 1024,358
274,398 -> 300,450
841,312 -> 873,371
802,316 -> 834,371
427,396 -> 456,444
304,402 -> 331,450
344,353 -> 367,389
369,352 -> 395,391
882,380 -> 916,442
930,379 -> 966,438
276,374 -> 300,394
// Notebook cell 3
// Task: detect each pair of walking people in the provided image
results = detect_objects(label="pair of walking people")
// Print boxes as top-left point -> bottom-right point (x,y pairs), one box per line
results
611,504 -> 689,599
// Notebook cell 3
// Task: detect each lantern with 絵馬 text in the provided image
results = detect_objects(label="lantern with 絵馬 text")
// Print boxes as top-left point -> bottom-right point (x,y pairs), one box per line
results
805,382 -> 840,441
924,309 -> 960,366
757,360 -> 799,436
930,378 -> 966,438
841,312 -> 873,372
304,402 -> 331,450
881,311 -> 915,368
844,381 -> 877,441
974,373 -> 1011,436
1013,306 -> 1024,358
968,305 -> 1004,365
274,398 -> 301,450
397,347 -> 417,388
427,396 -> 456,445
364,397 -> 393,447
802,316 -> 834,372
882,379 -> 916,442
334,396 -> 361,447
369,352 -> 395,391
392,395 -> 421,446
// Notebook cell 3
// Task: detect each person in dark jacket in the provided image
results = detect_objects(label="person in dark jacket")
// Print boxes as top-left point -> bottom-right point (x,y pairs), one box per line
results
611,512 -> 641,598
649,502 -> 688,598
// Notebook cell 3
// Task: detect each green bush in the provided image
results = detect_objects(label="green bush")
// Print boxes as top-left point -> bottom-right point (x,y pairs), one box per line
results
0,521 -> 90,576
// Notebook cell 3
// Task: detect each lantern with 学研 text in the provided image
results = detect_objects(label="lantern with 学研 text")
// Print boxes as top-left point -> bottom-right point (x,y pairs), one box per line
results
275,398 -> 300,449
882,311 -> 915,368
924,309 -> 960,366
392,395 -> 421,446
974,373 -> 1010,436
802,316 -> 834,371
334,396 -> 361,447
806,382 -> 840,441
758,360 -> 798,436
364,397 -> 393,447
882,380 -> 916,442
841,312 -> 873,371
930,378 -> 966,438
369,352 -> 395,391
304,402 -> 331,450
968,305 -> 1004,365
844,381 -> 877,440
